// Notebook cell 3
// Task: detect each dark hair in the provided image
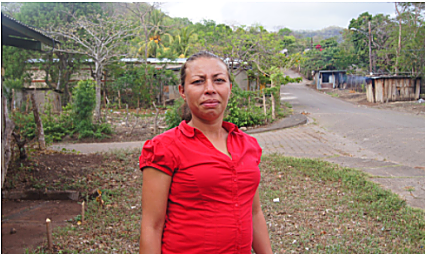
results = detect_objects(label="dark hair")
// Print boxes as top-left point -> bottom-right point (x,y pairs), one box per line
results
180,51 -> 231,87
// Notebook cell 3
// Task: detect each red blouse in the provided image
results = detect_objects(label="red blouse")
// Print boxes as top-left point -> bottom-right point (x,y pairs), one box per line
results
139,120 -> 262,254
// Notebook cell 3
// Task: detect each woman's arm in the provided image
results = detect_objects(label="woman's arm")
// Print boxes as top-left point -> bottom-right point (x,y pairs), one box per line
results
252,189 -> 273,254
139,167 -> 172,254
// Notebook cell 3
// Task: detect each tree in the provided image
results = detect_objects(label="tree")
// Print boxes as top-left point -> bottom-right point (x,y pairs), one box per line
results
1,46 -> 33,106
394,2 -> 425,77
52,13 -> 136,122
122,2 -> 176,106
15,2 -> 104,104
170,27 -> 197,58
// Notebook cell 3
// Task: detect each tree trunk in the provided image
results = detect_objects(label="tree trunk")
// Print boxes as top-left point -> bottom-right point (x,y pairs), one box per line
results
395,3 -> 402,75
118,90 -> 121,109
25,94 -> 30,113
31,93 -> 46,150
125,104 -> 129,127
11,89 -> 15,111
262,91 -> 267,118
271,81 -> 276,120
153,102 -> 158,135
12,132 -> 27,160
94,62 -> 102,123
103,71 -> 108,107
2,95 -> 15,188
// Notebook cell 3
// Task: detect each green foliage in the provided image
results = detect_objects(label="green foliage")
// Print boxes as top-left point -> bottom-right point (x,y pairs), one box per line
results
164,98 -> 185,130
11,80 -> 112,144
72,80 -> 112,139
111,64 -> 179,109
12,111 -> 37,141
224,84 -> 267,127
72,80 -> 96,137
1,45 -> 32,102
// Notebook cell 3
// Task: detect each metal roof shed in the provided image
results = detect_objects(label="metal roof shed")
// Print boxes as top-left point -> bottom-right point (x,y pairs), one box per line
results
1,12 -> 59,50
314,70 -> 346,90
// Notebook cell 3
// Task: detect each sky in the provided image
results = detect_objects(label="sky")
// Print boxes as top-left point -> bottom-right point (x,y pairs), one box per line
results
158,1 -> 396,31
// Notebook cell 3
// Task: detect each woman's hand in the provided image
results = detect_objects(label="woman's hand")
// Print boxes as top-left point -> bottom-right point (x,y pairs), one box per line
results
139,167 -> 172,254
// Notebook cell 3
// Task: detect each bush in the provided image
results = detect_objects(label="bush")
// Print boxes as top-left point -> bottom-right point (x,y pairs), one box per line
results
72,80 -> 96,138
165,98 -> 185,130
12,79 -> 113,144
224,84 -> 267,127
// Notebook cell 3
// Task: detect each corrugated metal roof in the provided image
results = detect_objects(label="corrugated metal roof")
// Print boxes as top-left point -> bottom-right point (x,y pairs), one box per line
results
1,12 -> 59,46
27,58 -> 188,64
368,75 -> 420,79
318,70 -> 346,73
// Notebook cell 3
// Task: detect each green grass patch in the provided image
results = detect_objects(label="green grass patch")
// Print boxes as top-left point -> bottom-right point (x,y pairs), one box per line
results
326,92 -> 340,98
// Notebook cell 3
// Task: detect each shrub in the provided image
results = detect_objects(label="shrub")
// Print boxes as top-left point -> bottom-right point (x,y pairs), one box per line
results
72,80 -> 96,138
224,84 -> 267,127
165,98 -> 185,130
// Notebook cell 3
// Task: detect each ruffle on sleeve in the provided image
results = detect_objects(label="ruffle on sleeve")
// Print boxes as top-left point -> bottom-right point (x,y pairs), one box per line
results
139,138 -> 176,176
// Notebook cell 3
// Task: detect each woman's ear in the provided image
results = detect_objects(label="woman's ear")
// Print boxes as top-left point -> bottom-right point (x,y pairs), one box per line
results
178,84 -> 186,101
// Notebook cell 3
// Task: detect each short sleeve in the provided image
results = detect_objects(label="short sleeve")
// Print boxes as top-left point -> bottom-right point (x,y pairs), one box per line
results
139,138 -> 177,176
255,139 -> 262,166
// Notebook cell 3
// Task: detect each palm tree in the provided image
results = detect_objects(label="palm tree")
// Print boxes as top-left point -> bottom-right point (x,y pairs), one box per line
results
171,27 -> 197,58
137,9 -> 172,58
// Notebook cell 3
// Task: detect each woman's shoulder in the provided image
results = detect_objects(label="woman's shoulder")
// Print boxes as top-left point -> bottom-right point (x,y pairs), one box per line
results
225,122 -> 260,148
150,127 -> 179,146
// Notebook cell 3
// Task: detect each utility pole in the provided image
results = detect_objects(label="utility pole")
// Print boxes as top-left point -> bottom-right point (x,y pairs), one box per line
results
368,21 -> 372,75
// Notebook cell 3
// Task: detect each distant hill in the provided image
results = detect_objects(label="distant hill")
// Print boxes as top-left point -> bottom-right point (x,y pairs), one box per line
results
292,26 -> 344,43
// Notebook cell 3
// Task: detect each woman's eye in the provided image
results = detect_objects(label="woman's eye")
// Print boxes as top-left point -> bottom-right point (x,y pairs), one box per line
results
215,78 -> 225,83
192,80 -> 203,84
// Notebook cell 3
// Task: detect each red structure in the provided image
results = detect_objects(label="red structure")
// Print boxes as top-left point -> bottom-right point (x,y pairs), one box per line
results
315,44 -> 322,51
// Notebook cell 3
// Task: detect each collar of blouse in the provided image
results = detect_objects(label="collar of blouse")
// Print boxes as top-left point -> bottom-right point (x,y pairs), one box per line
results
178,120 -> 241,138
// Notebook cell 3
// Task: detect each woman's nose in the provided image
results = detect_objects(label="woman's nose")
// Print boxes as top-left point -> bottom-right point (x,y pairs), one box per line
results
204,79 -> 216,94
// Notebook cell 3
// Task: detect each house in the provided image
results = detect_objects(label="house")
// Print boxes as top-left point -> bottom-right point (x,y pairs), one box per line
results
313,70 -> 346,90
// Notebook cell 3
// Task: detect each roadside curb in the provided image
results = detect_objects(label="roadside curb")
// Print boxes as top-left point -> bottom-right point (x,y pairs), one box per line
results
2,190 -> 79,201
246,114 -> 308,134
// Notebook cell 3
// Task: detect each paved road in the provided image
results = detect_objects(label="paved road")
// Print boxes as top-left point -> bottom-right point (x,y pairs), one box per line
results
257,69 -> 424,209
282,69 -> 425,168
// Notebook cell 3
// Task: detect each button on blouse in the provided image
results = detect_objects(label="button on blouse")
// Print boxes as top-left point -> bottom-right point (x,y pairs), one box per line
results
139,120 -> 262,254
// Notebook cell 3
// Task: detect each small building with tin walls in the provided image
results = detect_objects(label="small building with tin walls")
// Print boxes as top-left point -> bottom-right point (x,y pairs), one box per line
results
313,70 -> 346,90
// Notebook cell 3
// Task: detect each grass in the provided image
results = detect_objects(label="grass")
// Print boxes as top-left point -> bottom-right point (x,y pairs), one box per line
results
326,92 -> 340,98
31,151 -> 425,253
260,154 -> 425,253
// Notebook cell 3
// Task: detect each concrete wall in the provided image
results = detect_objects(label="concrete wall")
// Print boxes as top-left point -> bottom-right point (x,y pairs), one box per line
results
14,90 -> 61,113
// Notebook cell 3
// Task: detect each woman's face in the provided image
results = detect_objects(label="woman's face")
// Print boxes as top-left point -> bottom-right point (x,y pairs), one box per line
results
179,57 -> 232,123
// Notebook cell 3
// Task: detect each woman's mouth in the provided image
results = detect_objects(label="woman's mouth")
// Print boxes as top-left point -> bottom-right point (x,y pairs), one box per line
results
201,100 -> 220,108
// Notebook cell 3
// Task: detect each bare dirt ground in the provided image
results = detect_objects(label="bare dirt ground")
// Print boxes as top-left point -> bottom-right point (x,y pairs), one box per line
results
1,151 -> 111,254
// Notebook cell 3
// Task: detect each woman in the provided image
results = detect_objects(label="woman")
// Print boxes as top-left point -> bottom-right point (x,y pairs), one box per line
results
139,51 -> 273,254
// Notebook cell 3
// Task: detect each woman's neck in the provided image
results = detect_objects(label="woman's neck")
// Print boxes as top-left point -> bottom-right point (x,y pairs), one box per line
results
188,116 -> 226,139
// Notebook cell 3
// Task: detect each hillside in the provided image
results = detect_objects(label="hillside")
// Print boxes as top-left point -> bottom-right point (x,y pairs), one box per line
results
293,26 -> 344,43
